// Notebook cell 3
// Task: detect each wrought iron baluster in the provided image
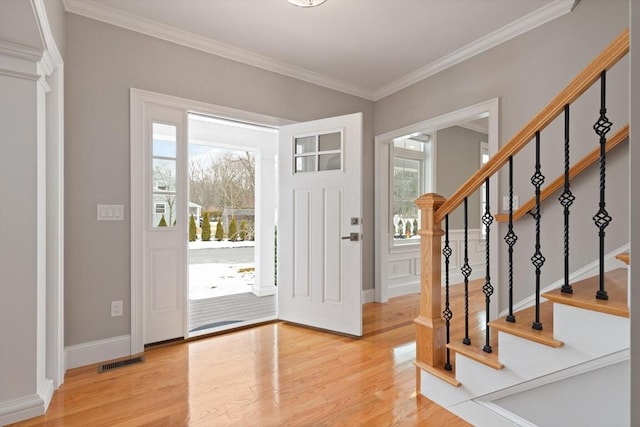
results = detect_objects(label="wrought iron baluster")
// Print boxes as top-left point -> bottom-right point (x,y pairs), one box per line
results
461,198 -> 472,345
531,131 -> 545,331
482,178 -> 493,353
593,70 -> 612,301
442,215 -> 453,371
505,157 -> 517,323
560,105 -> 575,294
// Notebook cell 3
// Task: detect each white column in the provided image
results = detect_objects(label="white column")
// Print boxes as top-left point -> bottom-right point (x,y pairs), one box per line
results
252,151 -> 277,297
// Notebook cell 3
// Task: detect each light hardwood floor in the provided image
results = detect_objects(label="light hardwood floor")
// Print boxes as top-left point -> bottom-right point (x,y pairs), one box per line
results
12,289 -> 477,427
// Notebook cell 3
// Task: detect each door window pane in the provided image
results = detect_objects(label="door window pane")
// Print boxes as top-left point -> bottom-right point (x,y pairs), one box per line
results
293,131 -> 342,173
152,122 -> 178,228
318,132 -> 341,151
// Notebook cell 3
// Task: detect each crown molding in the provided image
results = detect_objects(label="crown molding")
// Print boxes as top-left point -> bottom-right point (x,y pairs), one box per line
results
0,40 -> 43,62
373,0 -> 577,101
63,0 -> 375,100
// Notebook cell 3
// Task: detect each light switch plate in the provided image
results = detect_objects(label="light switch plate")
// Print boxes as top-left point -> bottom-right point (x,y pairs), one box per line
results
97,204 -> 124,221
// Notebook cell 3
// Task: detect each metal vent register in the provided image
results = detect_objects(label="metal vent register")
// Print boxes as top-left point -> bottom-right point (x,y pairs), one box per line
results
97,356 -> 144,373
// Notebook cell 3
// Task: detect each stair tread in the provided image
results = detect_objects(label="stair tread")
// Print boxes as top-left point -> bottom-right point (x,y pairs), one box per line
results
489,301 -> 563,348
447,328 -> 503,370
415,361 -> 461,387
616,252 -> 630,265
542,268 -> 629,318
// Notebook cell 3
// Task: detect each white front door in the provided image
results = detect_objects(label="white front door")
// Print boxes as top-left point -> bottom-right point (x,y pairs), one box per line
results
278,113 -> 363,336
141,104 -> 187,344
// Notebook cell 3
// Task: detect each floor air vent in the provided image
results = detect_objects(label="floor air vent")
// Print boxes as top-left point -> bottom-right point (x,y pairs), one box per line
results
97,356 -> 144,373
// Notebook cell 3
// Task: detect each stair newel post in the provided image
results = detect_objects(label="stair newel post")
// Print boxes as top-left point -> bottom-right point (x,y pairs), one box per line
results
531,131 -> 545,331
442,215 -> 453,371
415,193 -> 447,370
462,198 -> 472,345
593,70 -> 612,301
505,156 -> 518,323
560,104 -> 575,294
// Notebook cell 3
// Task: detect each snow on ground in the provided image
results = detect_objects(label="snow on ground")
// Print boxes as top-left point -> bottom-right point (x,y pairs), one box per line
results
189,262 -> 255,299
188,240 -> 255,250
188,239 -> 256,300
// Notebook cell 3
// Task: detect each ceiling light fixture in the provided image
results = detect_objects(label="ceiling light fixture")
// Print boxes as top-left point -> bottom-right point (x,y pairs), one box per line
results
288,0 -> 327,7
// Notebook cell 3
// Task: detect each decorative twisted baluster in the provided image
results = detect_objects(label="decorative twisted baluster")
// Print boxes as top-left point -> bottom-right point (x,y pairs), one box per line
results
482,178 -> 493,353
505,157 -> 517,323
461,198 -> 472,345
531,131 -> 545,331
560,105 -> 575,294
593,70 -> 612,301
442,215 -> 453,371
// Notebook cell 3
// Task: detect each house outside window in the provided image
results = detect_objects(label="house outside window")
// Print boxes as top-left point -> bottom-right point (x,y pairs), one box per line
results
155,203 -> 166,215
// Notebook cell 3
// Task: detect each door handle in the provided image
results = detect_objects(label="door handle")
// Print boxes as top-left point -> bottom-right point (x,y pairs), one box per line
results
341,233 -> 360,242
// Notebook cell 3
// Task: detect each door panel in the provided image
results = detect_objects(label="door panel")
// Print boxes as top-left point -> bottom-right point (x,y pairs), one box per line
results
278,113 -> 363,336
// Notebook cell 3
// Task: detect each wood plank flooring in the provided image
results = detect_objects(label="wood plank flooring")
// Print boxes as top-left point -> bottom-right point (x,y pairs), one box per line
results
11,291 -> 473,427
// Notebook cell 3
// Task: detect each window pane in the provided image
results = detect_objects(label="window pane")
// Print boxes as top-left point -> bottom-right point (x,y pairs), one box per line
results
152,194 -> 176,228
153,123 -> 177,158
393,156 -> 421,243
318,132 -> 341,152
153,158 -> 177,192
295,156 -> 315,173
319,153 -> 341,171
295,136 -> 316,154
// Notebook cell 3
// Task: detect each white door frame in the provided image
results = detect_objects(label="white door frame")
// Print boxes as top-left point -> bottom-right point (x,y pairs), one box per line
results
374,98 -> 499,306
130,89 -> 291,354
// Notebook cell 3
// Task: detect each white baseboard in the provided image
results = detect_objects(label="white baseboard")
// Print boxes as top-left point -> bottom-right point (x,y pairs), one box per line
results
499,243 -> 630,317
362,288 -> 375,303
65,334 -> 131,370
0,392 -> 46,426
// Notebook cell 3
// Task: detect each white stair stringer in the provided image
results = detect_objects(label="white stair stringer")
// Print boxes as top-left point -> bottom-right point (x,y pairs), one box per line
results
418,303 -> 630,426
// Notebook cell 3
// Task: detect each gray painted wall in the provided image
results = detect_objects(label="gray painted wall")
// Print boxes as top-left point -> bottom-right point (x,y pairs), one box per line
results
64,14 -> 374,346
435,125 -> 486,229
375,0 -> 630,310
629,1 -> 638,426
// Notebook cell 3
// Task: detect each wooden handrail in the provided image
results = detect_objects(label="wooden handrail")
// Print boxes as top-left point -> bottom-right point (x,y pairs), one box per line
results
494,124 -> 629,223
434,28 -> 629,225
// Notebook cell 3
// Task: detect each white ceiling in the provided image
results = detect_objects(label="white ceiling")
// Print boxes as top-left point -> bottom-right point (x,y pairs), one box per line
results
64,0 -> 576,100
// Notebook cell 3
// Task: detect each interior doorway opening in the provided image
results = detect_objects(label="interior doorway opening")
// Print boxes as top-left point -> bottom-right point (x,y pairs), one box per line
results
186,113 -> 277,337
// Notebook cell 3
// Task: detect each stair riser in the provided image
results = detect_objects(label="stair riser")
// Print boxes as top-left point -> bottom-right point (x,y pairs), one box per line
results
419,369 -> 473,407
498,333 -> 591,380
554,304 -> 630,357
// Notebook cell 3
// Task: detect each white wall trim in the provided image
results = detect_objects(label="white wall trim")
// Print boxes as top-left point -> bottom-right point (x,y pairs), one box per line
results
62,0 -> 373,100
0,393 -> 48,426
499,242 -> 630,317
362,288 -> 375,304
62,0 -> 575,102
0,40 -> 43,62
373,0 -> 577,100
65,335 -> 132,370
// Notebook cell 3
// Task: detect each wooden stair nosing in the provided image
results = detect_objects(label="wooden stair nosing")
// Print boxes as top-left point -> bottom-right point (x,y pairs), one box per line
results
446,339 -> 504,370
616,252 -> 630,265
489,302 -> 564,348
414,361 -> 461,387
542,268 -> 629,318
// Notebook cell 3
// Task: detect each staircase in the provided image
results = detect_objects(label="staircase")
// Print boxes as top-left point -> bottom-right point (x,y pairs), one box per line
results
414,30 -> 631,426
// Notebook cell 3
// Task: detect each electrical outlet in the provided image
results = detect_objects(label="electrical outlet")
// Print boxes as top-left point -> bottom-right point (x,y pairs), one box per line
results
111,300 -> 123,317
502,195 -> 519,211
